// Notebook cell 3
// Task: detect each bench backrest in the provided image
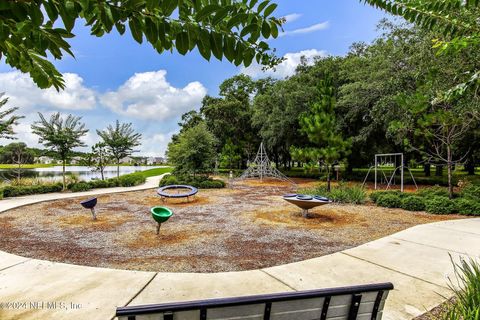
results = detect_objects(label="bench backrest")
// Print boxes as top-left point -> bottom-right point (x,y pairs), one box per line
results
116,282 -> 393,320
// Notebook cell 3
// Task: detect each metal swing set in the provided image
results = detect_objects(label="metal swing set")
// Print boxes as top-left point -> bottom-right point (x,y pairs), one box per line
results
362,153 -> 418,192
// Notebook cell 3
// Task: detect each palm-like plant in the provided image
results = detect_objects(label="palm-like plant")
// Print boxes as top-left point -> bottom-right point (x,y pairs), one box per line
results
31,112 -> 88,190
0,93 -> 23,139
97,121 -> 142,178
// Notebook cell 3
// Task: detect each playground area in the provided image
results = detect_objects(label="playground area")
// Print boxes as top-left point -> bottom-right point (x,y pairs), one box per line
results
0,178 -> 460,272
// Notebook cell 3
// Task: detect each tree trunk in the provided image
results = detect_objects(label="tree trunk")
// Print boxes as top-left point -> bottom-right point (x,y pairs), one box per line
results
324,163 -> 331,192
447,146 -> 453,199
435,165 -> 443,177
117,159 -> 120,178
62,159 -> 66,190
464,160 -> 475,175
423,164 -> 431,177
17,156 -> 21,184
100,153 -> 105,180
346,163 -> 353,174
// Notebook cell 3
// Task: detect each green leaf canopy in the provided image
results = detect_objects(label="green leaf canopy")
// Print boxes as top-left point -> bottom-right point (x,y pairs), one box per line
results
0,0 -> 283,90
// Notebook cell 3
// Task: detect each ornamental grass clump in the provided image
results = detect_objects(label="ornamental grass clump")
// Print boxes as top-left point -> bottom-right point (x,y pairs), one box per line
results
442,257 -> 480,320
328,184 -> 366,204
298,183 -> 366,204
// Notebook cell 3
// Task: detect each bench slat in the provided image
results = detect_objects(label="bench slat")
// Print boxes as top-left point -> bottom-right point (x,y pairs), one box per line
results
207,303 -> 264,320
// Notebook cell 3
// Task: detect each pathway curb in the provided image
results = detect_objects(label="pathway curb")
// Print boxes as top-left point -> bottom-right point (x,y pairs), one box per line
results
0,183 -> 479,320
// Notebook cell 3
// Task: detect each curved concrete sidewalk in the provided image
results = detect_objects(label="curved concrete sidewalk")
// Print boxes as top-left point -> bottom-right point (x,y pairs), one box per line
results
0,185 -> 479,319
0,173 -> 167,213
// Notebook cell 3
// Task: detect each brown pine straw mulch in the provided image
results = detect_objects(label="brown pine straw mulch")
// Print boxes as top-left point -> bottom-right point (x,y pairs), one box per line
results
0,178 -> 462,272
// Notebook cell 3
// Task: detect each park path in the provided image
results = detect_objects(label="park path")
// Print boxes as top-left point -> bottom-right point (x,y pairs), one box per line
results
0,179 -> 479,319
0,174 -> 166,213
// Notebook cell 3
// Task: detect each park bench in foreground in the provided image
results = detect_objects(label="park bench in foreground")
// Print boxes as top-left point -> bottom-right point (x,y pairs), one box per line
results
116,282 -> 393,320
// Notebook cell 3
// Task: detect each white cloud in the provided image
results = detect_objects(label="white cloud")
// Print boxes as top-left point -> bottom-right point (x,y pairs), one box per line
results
241,49 -> 328,79
280,21 -> 330,37
6,121 -> 40,148
42,74 -> 96,110
283,13 -> 302,23
0,71 -> 96,111
100,70 -> 207,121
140,131 -> 177,157
0,69 -> 206,156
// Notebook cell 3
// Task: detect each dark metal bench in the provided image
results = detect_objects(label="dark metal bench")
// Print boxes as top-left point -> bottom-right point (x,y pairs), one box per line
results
116,282 -> 393,320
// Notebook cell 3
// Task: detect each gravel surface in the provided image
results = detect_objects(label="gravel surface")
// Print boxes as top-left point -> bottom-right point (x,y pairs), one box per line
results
0,179 -> 461,272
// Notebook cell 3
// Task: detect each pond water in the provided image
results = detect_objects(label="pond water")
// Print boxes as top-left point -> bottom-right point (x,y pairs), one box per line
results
0,166 -> 165,182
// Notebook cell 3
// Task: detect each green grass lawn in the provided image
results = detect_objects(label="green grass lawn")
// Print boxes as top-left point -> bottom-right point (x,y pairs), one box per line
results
136,167 -> 172,178
0,163 -> 56,169
282,166 -> 480,186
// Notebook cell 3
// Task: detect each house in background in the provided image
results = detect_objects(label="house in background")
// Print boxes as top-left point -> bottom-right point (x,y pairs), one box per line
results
119,156 -> 134,164
35,156 -> 55,164
69,156 -> 83,165
147,157 -> 165,165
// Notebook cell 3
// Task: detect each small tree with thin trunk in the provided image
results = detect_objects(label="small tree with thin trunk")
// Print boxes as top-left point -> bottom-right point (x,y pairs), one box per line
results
290,76 -> 351,191
31,112 -> 88,190
96,121 -> 142,178
90,142 -> 111,181
2,143 -> 34,183
390,91 -> 479,199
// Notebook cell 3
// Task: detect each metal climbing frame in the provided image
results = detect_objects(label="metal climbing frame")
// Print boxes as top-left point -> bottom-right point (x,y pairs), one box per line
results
239,142 -> 294,183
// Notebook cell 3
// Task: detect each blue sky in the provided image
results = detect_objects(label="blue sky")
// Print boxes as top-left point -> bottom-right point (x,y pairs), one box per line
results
0,0 -> 388,156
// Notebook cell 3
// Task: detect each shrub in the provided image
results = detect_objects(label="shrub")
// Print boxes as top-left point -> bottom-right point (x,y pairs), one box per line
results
298,183 -> 365,204
418,185 -> 450,198
370,190 -> 406,203
118,173 -> 146,187
400,195 -> 425,211
106,178 -> 120,187
159,175 -> 179,186
89,179 -> 109,188
298,184 -> 329,197
195,179 -> 225,188
2,183 -> 63,197
424,196 -> 457,214
65,173 -> 146,193
159,174 -> 225,189
455,198 -> 480,216
369,191 -> 383,203
70,182 -> 92,192
459,184 -> 480,201
376,193 -> 402,208
329,184 -> 366,204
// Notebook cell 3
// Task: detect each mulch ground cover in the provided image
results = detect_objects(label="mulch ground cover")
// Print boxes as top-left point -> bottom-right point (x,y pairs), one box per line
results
0,178 -> 461,272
